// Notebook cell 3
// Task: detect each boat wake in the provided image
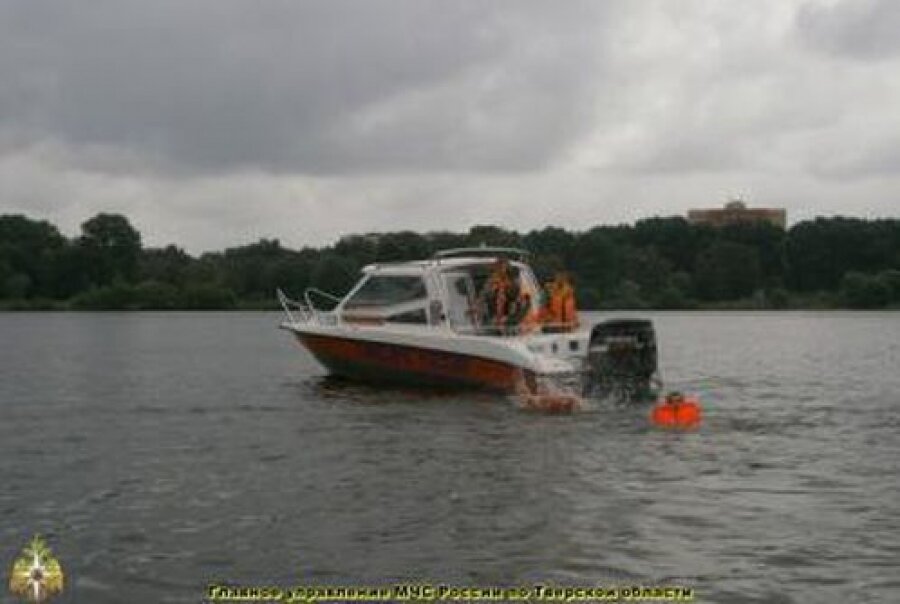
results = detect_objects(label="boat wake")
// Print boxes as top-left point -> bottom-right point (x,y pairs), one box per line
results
512,368 -> 660,415
513,371 -> 585,414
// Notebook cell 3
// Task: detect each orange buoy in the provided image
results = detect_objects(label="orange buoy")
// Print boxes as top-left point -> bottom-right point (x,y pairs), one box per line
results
651,392 -> 702,428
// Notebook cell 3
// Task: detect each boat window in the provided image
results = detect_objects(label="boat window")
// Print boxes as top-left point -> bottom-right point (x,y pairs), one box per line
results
453,278 -> 470,296
442,272 -> 477,331
440,261 -> 540,335
386,309 -> 428,324
344,275 -> 428,309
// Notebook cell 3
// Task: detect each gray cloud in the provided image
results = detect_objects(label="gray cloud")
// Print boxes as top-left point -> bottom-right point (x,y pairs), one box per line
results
807,135 -> 900,180
0,0 -> 608,175
797,0 -> 900,60
0,0 -> 897,252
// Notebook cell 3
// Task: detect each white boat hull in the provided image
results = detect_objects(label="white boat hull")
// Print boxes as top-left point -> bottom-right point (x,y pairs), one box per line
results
282,322 -> 586,392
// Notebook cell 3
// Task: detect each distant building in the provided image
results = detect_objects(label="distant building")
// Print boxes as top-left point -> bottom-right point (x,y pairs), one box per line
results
688,200 -> 786,229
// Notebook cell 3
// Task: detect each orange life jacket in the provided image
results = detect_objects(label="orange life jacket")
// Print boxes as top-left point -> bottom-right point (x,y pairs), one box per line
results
518,288 -> 541,334
564,290 -> 577,328
651,396 -> 702,428
486,273 -> 513,326
548,282 -> 578,330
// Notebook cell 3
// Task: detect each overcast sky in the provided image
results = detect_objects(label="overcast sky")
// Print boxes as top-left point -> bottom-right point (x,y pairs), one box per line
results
1,0 -> 898,252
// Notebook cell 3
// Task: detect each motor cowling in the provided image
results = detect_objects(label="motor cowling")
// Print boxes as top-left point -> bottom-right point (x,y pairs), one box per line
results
584,319 -> 659,401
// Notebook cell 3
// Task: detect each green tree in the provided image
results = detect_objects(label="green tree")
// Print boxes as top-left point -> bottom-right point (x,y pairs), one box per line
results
524,227 -> 575,283
523,227 -> 575,262
220,239 -> 286,299
719,221 -> 786,285
632,217 -> 713,273
3,211 -> 898,310
78,213 -> 142,286
2,272 -> 31,299
139,245 -> 192,287
786,218 -> 898,291
132,281 -> 180,309
268,253 -> 316,297
879,269 -> 900,302
51,246 -> 93,298
180,283 -> 237,309
621,246 -> 673,303
310,253 -> 357,300
0,214 -> 66,298
424,231 -> 469,255
466,225 -> 522,248
334,235 -> 378,266
374,231 -> 430,262
71,283 -> 137,310
607,280 -> 646,309
841,272 -> 891,308
570,227 -> 622,294
695,241 -> 762,300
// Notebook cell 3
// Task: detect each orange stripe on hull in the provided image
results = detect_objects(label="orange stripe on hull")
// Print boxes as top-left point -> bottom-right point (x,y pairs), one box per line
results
296,332 -> 526,392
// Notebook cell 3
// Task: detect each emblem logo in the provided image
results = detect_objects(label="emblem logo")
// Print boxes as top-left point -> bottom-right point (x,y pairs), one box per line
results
8,535 -> 64,603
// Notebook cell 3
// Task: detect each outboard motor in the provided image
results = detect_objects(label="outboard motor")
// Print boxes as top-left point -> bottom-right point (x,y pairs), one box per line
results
584,319 -> 659,401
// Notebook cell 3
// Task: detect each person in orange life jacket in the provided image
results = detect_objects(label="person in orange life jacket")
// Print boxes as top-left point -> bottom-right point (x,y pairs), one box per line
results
482,259 -> 520,330
517,290 -> 541,334
507,270 -> 543,331
546,272 -> 578,331
516,276 -> 544,334
651,391 -> 701,427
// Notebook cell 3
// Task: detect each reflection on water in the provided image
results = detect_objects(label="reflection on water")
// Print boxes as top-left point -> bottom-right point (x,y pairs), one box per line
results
0,311 -> 898,603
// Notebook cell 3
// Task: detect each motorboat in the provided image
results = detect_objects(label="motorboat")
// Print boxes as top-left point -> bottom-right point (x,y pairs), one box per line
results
277,247 -> 659,397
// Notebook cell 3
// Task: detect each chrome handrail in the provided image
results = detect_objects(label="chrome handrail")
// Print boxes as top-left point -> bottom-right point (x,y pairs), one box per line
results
277,287 -> 343,326
276,288 -> 311,324
303,287 -> 342,323
303,287 -> 342,307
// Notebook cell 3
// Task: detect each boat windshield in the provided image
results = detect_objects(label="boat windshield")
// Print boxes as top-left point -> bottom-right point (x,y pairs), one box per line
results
344,275 -> 428,309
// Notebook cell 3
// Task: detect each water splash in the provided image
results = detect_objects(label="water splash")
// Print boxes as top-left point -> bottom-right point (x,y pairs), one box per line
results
513,370 -> 586,414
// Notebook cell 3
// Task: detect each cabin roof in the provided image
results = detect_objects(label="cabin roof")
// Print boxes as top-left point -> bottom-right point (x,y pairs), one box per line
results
361,255 -> 530,275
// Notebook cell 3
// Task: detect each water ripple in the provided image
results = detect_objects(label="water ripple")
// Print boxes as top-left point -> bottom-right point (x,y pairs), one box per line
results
0,311 -> 898,603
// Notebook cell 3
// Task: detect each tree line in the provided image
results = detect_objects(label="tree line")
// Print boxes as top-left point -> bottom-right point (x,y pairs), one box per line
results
1,212 -> 898,310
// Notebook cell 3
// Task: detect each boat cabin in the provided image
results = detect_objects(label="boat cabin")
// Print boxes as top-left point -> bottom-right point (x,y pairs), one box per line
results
335,248 -> 543,335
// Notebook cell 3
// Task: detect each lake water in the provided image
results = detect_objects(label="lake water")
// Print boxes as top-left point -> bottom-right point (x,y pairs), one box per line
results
1,311 -> 898,603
